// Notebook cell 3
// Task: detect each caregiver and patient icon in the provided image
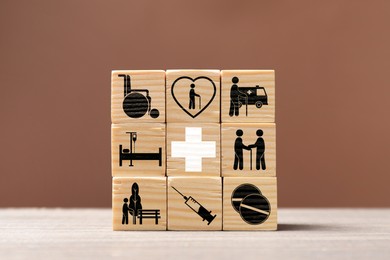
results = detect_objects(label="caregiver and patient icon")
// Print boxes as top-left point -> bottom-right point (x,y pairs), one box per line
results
234,129 -> 266,171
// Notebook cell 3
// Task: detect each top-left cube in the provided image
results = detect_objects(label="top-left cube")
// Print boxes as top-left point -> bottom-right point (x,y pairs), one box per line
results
111,70 -> 166,123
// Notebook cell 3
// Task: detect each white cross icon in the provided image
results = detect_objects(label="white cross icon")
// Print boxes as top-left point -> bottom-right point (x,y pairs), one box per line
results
171,127 -> 216,172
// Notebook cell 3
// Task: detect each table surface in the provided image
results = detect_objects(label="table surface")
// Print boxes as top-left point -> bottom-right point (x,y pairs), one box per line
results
0,208 -> 389,259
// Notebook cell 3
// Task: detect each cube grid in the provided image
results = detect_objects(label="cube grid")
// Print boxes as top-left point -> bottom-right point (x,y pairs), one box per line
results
111,69 -> 277,231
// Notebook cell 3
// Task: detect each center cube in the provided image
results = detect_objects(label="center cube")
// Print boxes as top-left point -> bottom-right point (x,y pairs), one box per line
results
166,123 -> 220,176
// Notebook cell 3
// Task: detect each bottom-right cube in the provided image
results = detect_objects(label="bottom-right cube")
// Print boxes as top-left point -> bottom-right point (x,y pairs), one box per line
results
223,177 -> 277,230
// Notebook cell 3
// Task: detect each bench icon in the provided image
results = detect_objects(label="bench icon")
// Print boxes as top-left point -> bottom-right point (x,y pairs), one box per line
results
129,209 -> 161,225
137,209 -> 161,225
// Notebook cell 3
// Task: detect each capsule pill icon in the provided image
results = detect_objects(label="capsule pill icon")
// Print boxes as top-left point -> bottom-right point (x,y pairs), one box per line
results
231,184 -> 271,225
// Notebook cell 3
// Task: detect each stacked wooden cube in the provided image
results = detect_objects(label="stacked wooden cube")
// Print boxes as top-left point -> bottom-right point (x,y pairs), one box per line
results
111,70 -> 277,230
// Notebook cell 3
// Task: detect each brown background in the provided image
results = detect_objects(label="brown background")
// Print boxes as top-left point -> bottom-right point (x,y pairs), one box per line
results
1,0 -> 389,207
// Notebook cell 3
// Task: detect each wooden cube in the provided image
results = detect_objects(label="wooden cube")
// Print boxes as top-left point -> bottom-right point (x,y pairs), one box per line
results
167,177 -> 222,230
166,70 -> 220,123
111,123 -> 165,177
221,70 -> 275,123
112,177 -> 167,231
111,70 -> 165,123
221,123 -> 276,177
223,177 -> 277,230
167,123 -> 220,176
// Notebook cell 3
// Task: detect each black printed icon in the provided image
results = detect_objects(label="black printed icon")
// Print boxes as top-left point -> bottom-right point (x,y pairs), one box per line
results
119,74 -> 159,119
233,129 -> 266,171
128,182 -> 142,224
231,184 -> 271,225
119,132 -> 162,167
171,186 -> 216,225
229,77 -> 268,117
233,129 -> 251,170
122,182 -> 161,225
171,76 -> 216,118
189,83 -> 201,110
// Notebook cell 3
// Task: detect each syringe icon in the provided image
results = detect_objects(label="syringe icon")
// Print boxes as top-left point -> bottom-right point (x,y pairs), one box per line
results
171,186 -> 216,225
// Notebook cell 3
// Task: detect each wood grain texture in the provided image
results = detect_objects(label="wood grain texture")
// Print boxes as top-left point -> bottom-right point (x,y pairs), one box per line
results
221,70 -> 275,123
168,177 -> 222,230
167,123 -> 220,176
166,70 -> 220,123
221,123 -> 276,177
111,70 -> 165,123
223,177 -> 277,230
112,177 -> 167,230
2,209 -> 390,259
111,123 -> 165,177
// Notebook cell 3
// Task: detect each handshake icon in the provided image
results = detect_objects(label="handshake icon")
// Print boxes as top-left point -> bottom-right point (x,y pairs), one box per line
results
233,129 -> 266,171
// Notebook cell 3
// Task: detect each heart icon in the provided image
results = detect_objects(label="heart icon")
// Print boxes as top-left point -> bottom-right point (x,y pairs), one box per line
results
171,76 -> 216,118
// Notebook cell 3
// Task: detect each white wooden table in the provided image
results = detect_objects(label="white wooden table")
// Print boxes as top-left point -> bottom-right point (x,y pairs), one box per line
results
1,209 -> 389,259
